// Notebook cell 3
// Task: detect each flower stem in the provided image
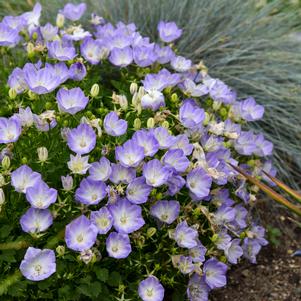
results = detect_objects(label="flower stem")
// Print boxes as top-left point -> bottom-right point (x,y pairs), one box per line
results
0,240 -> 30,250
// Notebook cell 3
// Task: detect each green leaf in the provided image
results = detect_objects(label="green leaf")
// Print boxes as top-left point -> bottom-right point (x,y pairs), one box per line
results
0,250 -> 16,263
95,268 -> 109,283
0,225 -> 13,239
108,271 -> 122,287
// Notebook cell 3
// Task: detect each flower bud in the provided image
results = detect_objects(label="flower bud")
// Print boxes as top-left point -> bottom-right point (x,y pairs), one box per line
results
80,249 -> 93,265
138,86 -> 145,99
0,174 -> 5,187
37,147 -> 48,162
26,42 -> 35,57
28,90 -> 36,100
119,95 -> 128,110
161,120 -> 169,129
203,112 -> 210,126
211,233 -> 219,242
133,118 -> 141,130
8,88 -> 17,100
131,92 -> 139,107
171,93 -> 178,102
56,245 -> 65,256
61,175 -> 73,191
212,100 -> 222,111
2,156 -> 10,170
147,117 -> 155,128
130,82 -> 138,95
146,227 -> 157,238
90,84 -> 100,97
0,188 -> 5,206
56,13 -> 65,28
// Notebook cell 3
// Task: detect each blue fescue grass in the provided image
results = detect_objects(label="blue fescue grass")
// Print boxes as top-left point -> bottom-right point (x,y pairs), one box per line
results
0,0 -> 300,188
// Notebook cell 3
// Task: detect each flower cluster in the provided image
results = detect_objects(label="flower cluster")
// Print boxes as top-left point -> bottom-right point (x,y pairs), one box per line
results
0,2 -> 274,300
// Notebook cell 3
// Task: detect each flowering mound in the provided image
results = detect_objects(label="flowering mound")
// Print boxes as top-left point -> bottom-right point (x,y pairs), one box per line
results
0,2 -> 275,300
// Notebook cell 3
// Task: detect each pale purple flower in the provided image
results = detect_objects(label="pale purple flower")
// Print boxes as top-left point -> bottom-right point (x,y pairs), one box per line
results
132,130 -> 159,157
213,205 -> 236,226
47,40 -> 77,61
109,46 -> 133,67
56,87 -> 89,115
253,134 -> 273,157
248,225 -> 268,246
138,276 -> 164,301
8,67 -> 27,94
224,239 -> 243,264
26,180 -> 57,209
171,56 -> 192,72
75,178 -> 107,205
223,119 -> 241,139
150,200 -> 180,224
80,37 -> 108,64
187,274 -> 210,301
234,131 -> 257,156
45,62 -> 69,84
21,2 -> 42,30
233,205 -> 248,229
162,149 -> 190,173
109,199 -> 145,234
62,27 -> 92,41
215,230 -> 232,250
179,99 -> 205,128
181,78 -> 209,97
40,23 -> 58,41
154,45 -> 175,64
186,168 -> 212,201
67,123 -> 96,155
157,21 -> 182,43
141,90 -> 165,111
242,238 -> 261,264
2,15 -> 26,31
0,116 -> 21,143
61,3 -> 87,21
20,247 -> 56,281
15,107 -> 34,127
143,159 -> 171,187
104,112 -> 128,136
0,23 -> 20,46
189,244 -> 207,263
203,258 -> 227,289
174,221 -> 198,249
109,163 -> 136,184
61,175 -> 73,191
234,97 -> 264,121
115,139 -> 145,168
90,207 -> 113,234
167,174 -> 185,196
126,177 -> 152,204
67,154 -> 91,175
69,62 -> 87,81
88,157 -> 112,182
150,127 -> 175,149
206,78 -> 236,104
20,208 -> 53,234
65,215 -> 98,252
133,45 -> 157,67
11,165 -> 42,193
177,256 -> 195,274
170,134 -> 194,156
106,232 -> 132,259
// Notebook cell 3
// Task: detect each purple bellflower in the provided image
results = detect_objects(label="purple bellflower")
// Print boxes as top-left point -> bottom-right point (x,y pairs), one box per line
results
106,232 -> 132,259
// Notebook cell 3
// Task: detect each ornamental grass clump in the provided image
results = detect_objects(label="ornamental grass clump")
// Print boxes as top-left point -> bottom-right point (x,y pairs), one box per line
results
0,2 -> 276,300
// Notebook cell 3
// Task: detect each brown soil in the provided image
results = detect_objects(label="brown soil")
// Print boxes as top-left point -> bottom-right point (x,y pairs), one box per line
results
211,202 -> 301,301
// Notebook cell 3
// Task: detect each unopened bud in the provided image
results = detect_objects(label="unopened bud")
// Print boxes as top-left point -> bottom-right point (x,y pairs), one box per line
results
119,95 -> 128,110
2,156 -> 10,170
8,88 -> 17,100
171,93 -> 178,102
147,117 -> 155,128
146,227 -> 157,238
212,100 -> 222,111
203,112 -> 210,126
161,120 -> 169,129
37,147 -> 48,162
0,188 -> 5,206
138,86 -> 145,99
80,249 -> 93,265
211,233 -> 219,242
56,13 -> 65,28
28,90 -> 36,100
130,82 -> 138,95
56,245 -> 65,256
26,42 -> 35,57
61,175 -> 73,191
133,118 -> 141,130
131,92 -> 139,107
0,174 -> 5,187
90,84 -> 100,97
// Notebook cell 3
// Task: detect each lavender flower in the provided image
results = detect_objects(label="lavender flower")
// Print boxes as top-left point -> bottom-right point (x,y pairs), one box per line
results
109,199 -> 145,234
186,168 -> 212,200
234,97 -> 264,121
157,21 -> 182,43
181,78 -> 209,97
80,37 -> 108,64
67,123 -> 96,155
167,174 -> 185,196
20,247 -> 56,281
177,256 -> 195,274
0,117 -> 21,143
61,3 -> 87,21
174,221 -> 198,249
20,208 -> 53,234
143,159 -> 171,187
126,177 -> 152,204
150,200 -> 180,224
141,90 -> 165,111
90,207 -> 113,234
179,99 -> 205,128
8,67 -> 27,94
109,163 -> 136,184
242,238 -> 261,264
224,239 -> 243,264
47,40 -> 76,61
234,131 -> 257,156
15,107 -> 34,127
88,157 -> 112,182
154,45 -> 175,64
132,130 -> 159,157
170,134 -> 194,156
253,134 -> 273,157
26,180 -> 57,209
162,149 -> 190,173
171,56 -> 192,72
65,215 -> 98,252
69,62 -> 87,81
133,45 -> 157,67
213,205 -> 236,226
61,175 -> 73,191
206,78 -> 236,104
138,276 -> 165,301
45,62 -> 69,84
203,258 -> 227,289
103,112 -> 127,136
115,139 -> 145,167
0,23 -> 20,46
75,178 -> 107,205
187,274 -> 210,301
40,23 -> 58,41
109,46 -> 133,67
56,87 -> 89,115
106,232 -> 132,259
67,154 -> 91,175
190,244 -> 207,263
11,165 -> 41,193
151,127 -> 175,149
